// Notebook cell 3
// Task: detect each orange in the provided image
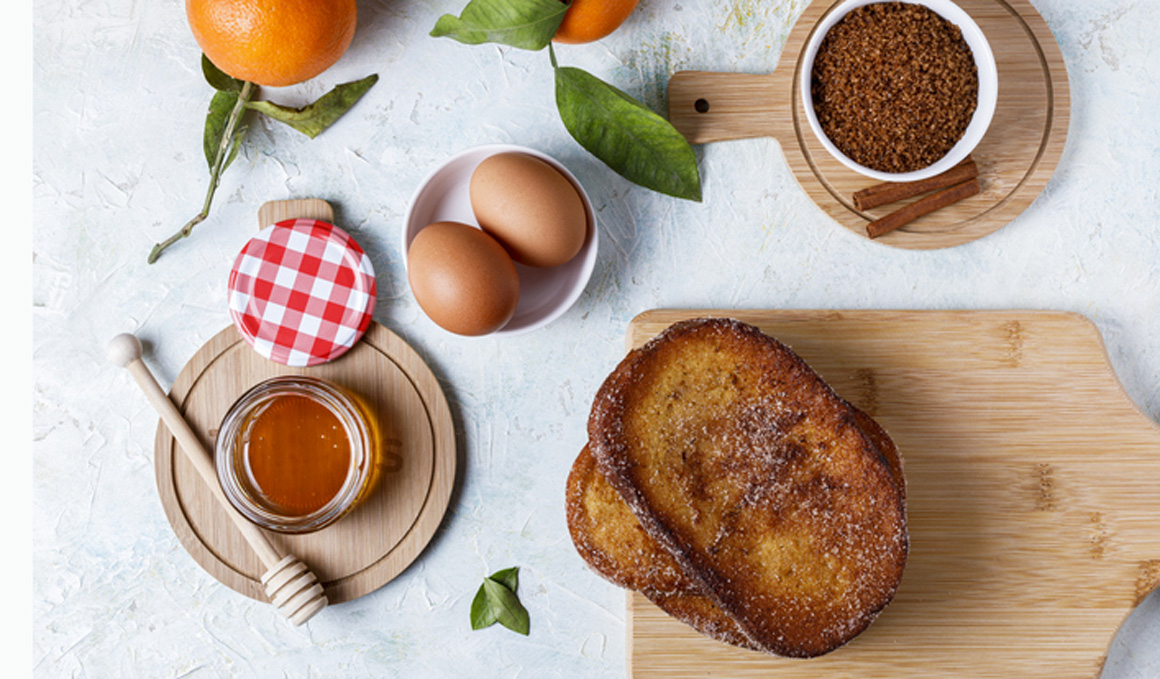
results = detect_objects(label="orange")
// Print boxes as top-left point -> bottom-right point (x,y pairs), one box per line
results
187,0 -> 357,87
553,0 -> 640,44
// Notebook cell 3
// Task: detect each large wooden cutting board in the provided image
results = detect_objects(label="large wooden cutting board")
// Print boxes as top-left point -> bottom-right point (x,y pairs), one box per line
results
624,310 -> 1160,678
667,0 -> 1070,248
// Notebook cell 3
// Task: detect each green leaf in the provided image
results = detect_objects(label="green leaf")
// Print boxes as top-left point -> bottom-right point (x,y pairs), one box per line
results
202,54 -> 244,92
430,0 -> 569,51
489,566 -> 519,593
469,567 -> 529,635
246,74 -> 378,139
470,582 -> 498,630
482,578 -> 530,635
204,90 -> 239,171
553,64 -> 702,202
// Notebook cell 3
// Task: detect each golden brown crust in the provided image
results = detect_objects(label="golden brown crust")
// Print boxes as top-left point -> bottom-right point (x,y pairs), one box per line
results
566,405 -> 905,655
565,445 -> 692,595
566,444 -> 760,651
644,590 -> 760,652
850,406 -> 907,508
586,317 -> 908,658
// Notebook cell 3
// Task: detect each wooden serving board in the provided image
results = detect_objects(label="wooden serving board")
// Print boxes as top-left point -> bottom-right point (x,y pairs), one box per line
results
624,310 -> 1160,678
668,0 -> 1070,249
154,321 -> 456,605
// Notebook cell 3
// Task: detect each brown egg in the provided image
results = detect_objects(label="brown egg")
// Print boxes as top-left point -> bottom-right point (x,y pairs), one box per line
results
407,221 -> 520,336
469,152 -> 588,268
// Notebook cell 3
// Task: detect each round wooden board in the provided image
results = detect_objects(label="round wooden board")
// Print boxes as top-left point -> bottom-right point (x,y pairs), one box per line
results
153,321 -> 456,605
668,0 -> 1070,249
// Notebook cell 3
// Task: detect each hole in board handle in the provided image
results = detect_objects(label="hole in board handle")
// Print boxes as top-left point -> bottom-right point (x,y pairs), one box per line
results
694,98 -> 710,113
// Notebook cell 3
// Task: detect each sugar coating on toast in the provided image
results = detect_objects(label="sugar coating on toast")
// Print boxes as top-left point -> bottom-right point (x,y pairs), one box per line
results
565,404 -> 905,655
586,317 -> 908,657
645,590 -> 760,651
570,441 -> 760,649
566,445 -> 759,650
565,445 -> 694,595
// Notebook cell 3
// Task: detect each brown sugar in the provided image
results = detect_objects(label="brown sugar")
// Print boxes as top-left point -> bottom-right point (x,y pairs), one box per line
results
810,2 -> 979,173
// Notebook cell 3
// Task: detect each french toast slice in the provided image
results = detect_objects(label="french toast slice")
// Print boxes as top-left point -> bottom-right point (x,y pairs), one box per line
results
565,444 -> 692,595
566,444 -> 759,650
566,407 -> 903,653
587,317 -> 908,657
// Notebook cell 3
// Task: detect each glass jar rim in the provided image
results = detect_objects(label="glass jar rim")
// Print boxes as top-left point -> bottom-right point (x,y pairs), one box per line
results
215,375 -> 373,533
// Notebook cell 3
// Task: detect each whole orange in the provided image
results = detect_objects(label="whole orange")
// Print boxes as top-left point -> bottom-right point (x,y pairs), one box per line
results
553,0 -> 640,44
187,0 -> 357,87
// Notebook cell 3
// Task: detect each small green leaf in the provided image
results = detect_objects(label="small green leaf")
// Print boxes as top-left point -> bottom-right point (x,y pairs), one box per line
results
247,74 -> 378,139
469,567 -> 529,635
202,54 -> 244,93
489,566 -> 519,593
554,64 -> 702,202
482,578 -> 530,635
470,582 -> 498,630
204,90 -> 239,171
430,0 -> 569,51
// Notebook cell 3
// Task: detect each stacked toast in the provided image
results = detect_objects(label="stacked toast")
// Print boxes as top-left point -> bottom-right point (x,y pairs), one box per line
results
566,317 -> 908,657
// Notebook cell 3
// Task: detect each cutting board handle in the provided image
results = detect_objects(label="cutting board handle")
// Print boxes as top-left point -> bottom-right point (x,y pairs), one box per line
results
258,198 -> 335,230
667,71 -> 782,144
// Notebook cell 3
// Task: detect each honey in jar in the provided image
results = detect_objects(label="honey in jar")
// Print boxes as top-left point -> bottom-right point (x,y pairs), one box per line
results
216,376 -> 375,533
240,393 -> 351,515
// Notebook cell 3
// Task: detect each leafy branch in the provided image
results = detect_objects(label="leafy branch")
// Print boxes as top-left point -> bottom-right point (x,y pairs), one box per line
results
431,0 -> 701,202
149,56 -> 378,264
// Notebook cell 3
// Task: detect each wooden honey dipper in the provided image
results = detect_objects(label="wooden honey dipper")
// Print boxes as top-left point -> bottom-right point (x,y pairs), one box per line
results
107,333 -> 328,625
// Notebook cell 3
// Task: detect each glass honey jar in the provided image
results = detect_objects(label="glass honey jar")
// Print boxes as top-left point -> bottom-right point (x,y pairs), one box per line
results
215,376 -> 375,533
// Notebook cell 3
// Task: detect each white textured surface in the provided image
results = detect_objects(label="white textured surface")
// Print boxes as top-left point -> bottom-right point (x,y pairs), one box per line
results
32,0 -> 1159,677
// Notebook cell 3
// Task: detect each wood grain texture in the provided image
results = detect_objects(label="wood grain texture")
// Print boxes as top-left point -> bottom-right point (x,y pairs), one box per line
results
667,0 -> 1070,249
257,198 -> 336,229
623,309 -> 1160,678
154,321 -> 456,605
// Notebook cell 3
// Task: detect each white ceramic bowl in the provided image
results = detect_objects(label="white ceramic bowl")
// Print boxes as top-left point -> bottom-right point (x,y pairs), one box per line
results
402,144 -> 598,337
800,0 -> 998,182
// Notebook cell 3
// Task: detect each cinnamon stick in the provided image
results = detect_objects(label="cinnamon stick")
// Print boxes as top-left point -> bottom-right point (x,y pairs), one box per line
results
853,157 -> 979,211
866,177 -> 980,239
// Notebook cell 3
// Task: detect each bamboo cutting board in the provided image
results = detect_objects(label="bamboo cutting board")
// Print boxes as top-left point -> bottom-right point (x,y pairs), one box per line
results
667,0 -> 1070,248
623,310 -> 1160,678
154,321 -> 456,605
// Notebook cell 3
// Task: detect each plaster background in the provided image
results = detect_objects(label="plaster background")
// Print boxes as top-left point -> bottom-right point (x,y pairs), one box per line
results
33,0 -> 1160,676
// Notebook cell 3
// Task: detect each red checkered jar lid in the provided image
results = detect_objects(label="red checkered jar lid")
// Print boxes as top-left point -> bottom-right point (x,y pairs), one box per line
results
228,218 -> 376,367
